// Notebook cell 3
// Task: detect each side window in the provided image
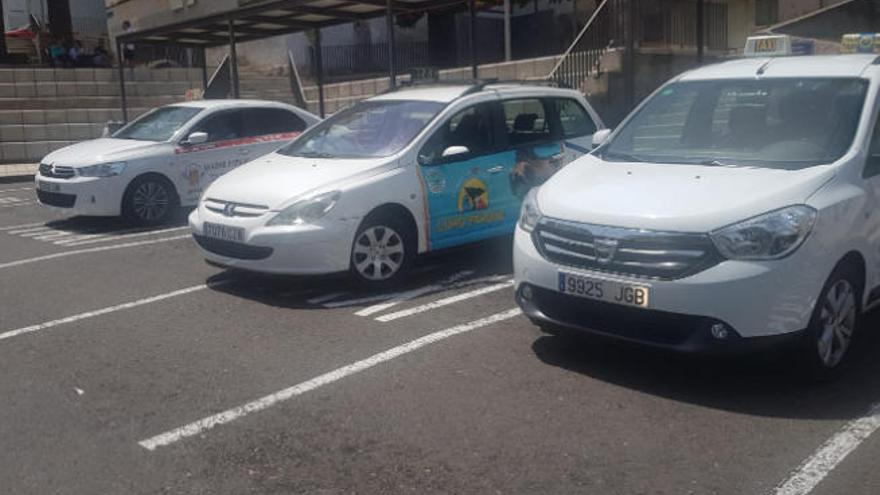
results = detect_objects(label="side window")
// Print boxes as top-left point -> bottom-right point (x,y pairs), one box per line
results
419,103 -> 494,165
501,98 -> 552,146
552,98 -> 597,138
241,108 -> 307,138
866,114 -> 880,179
192,111 -> 242,143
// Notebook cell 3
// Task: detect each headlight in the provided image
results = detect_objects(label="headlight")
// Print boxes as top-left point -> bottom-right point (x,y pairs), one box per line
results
710,205 -> 817,260
519,188 -> 542,233
267,191 -> 342,226
77,161 -> 127,177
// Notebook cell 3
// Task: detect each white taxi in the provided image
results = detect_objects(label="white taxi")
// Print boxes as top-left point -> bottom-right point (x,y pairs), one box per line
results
514,35 -> 880,375
35,100 -> 319,224
189,82 -> 604,286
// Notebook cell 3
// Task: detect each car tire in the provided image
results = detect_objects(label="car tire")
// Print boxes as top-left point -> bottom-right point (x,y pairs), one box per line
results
349,212 -> 414,288
800,262 -> 862,380
122,175 -> 179,226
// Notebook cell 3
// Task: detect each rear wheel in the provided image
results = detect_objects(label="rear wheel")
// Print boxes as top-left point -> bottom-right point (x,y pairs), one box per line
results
350,213 -> 414,288
122,175 -> 178,225
801,263 -> 861,379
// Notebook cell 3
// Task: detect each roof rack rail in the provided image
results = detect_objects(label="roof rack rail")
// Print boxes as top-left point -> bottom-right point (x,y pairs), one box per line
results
377,78 -> 563,96
462,78 -> 563,95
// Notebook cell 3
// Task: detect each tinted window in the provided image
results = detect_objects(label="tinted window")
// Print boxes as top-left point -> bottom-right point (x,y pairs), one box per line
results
241,108 -> 307,138
113,106 -> 202,142
419,103 -> 494,165
502,99 -> 552,146
192,111 -> 243,143
602,78 -> 868,169
280,100 -> 443,159
553,98 -> 597,138
866,115 -> 880,178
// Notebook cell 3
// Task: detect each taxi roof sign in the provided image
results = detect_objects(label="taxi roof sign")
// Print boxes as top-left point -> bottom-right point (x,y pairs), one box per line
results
744,35 -> 793,57
841,33 -> 880,54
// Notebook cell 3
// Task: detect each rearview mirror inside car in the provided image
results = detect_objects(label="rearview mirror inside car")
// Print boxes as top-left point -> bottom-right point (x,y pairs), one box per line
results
441,145 -> 470,158
184,131 -> 209,145
592,129 -> 612,149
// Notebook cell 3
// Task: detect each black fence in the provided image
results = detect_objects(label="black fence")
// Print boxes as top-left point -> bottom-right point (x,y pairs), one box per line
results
309,41 -> 431,80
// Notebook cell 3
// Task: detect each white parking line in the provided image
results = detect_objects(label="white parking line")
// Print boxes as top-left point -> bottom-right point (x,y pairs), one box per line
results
60,226 -> 190,247
0,222 -> 47,232
0,187 -> 32,193
354,270 -> 475,316
0,201 -> 35,209
774,403 -> 880,495
8,226 -> 51,235
138,307 -> 523,451
375,279 -> 515,323
0,234 -> 191,270
0,283 -> 221,342
0,197 -> 26,204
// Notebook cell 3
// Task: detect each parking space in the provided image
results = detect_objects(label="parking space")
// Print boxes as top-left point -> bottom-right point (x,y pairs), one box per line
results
2,180 -> 880,494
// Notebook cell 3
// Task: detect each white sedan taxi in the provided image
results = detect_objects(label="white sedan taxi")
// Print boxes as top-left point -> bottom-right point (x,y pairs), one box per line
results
35,100 -> 319,224
189,82 -> 604,286
515,34 -> 880,376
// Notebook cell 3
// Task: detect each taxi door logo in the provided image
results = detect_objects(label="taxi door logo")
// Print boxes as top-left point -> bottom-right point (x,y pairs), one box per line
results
457,177 -> 489,212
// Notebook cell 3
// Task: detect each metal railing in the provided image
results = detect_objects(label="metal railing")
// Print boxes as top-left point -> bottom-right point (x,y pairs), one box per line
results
548,0 -> 728,91
308,41 -> 430,80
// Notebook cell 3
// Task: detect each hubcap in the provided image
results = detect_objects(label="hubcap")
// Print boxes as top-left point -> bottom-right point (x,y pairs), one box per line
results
816,279 -> 857,368
352,226 -> 405,281
131,181 -> 170,221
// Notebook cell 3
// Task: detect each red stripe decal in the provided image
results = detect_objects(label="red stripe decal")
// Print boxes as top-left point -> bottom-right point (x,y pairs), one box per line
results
174,131 -> 301,155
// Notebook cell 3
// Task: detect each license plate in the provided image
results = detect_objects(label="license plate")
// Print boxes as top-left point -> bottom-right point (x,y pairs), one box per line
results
558,272 -> 650,308
204,222 -> 245,243
37,181 -> 60,193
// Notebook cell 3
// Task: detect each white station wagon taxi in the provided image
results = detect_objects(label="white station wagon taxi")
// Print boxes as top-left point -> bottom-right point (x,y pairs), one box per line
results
35,100 -> 319,224
189,82 -> 604,286
515,35 -> 880,375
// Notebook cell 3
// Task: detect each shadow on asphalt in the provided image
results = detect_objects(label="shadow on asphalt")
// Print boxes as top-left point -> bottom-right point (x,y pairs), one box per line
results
209,235 -> 515,310
531,311 -> 880,420
39,208 -> 191,234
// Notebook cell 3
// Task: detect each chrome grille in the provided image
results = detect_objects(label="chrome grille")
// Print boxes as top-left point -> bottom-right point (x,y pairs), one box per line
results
204,198 -> 270,218
39,163 -> 75,179
533,218 -> 722,280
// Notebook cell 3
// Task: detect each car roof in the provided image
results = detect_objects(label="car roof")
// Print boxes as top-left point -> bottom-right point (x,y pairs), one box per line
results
678,54 -> 879,81
167,99 -> 297,110
368,83 -> 585,104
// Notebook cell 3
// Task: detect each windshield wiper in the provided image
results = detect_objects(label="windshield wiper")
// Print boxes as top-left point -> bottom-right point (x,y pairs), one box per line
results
297,151 -> 334,159
601,150 -> 645,163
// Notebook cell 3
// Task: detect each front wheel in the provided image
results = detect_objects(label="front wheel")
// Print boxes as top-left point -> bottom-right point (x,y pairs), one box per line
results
122,175 -> 178,225
801,264 -> 861,379
350,214 -> 413,288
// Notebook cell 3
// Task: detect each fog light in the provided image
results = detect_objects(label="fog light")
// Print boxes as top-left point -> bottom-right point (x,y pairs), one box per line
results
521,284 -> 533,301
710,323 -> 730,340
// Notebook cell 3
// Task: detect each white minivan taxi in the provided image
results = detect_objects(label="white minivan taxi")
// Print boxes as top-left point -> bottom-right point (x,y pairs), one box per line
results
514,44 -> 880,375
189,82 -> 604,286
35,100 -> 319,224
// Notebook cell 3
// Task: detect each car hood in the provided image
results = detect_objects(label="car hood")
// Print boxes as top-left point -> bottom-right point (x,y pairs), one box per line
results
204,153 -> 394,210
42,138 -> 164,166
537,155 -> 836,233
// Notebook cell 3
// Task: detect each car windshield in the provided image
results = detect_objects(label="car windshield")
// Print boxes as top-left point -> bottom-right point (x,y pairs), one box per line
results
601,78 -> 868,169
279,100 -> 445,159
113,106 -> 203,142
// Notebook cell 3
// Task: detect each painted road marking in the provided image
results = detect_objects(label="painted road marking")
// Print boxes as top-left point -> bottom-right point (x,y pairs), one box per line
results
138,307 -> 524,451
0,196 -> 27,204
0,201 -> 35,209
4,224 -> 189,246
375,279 -> 516,323
60,226 -> 190,247
0,187 -> 33,193
9,226 -> 52,235
0,282 -> 223,342
0,222 -> 45,232
774,403 -> 880,495
0,234 -> 191,270
353,270 -> 475,316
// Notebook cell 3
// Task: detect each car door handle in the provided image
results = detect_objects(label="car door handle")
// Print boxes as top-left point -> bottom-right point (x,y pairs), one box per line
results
486,165 -> 505,174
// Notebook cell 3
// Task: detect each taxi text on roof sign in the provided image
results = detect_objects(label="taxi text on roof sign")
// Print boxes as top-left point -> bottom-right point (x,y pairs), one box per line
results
743,35 -> 793,57
841,33 -> 880,54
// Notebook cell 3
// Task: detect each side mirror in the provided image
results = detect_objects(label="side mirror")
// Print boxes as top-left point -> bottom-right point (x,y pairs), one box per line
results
183,131 -> 209,146
441,145 -> 469,158
592,128 -> 612,149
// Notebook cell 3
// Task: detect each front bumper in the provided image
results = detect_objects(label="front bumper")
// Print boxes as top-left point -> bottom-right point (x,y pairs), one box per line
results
34,175 -> 125,216
188,206 -> 358,275
513,225 -> 822,348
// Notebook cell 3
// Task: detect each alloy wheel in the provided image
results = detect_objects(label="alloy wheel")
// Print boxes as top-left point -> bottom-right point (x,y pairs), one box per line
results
816,279 -> 857,368
352,226 -> 405,281
131,181 -> 170,222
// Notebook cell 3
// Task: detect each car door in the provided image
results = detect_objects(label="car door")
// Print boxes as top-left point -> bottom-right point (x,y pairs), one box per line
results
239,107 -> 310,159
174,109 -> 247,205
418,101 -> 510,250
862,108 -> 880,308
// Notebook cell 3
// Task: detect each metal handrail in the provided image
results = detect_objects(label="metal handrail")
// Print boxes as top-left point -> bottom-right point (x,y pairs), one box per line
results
204,54 -> 231,99
547,0 -> 612,80
287,50 -> 308,110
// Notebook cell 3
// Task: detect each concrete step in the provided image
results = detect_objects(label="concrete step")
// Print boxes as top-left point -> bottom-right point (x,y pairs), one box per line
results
1,140 -> 79,163
0,108 -> 149,126
0,95 -> 185,110
0,67 -> 204,83
0,81 -> 199,98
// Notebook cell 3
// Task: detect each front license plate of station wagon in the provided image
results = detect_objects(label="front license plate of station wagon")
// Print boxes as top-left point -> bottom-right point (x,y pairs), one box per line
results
204,222 -> 245,243
558,272 -> 650,308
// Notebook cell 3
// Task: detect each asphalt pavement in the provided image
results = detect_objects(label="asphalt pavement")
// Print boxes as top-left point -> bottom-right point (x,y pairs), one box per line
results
1,178 -> 879,495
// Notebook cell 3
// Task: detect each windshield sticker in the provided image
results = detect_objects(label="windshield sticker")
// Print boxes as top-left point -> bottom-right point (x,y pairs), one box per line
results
424,169 -> 447,194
